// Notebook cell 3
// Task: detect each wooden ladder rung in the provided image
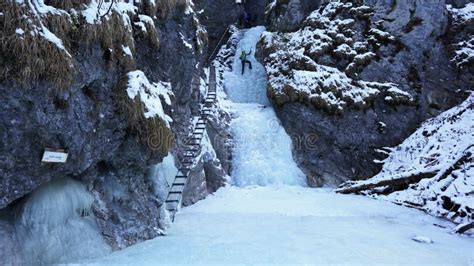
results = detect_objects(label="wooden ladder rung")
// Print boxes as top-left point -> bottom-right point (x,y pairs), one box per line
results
186,143 -> 201,147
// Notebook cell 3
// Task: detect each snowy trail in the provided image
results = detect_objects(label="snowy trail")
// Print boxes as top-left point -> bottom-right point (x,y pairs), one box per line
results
82,27 -> 474,265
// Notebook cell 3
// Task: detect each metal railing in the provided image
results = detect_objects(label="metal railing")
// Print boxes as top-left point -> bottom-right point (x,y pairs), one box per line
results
206,25 -> 233,66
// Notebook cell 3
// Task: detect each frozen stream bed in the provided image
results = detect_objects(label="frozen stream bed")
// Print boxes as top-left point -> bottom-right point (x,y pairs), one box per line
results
84,186 -> 474,265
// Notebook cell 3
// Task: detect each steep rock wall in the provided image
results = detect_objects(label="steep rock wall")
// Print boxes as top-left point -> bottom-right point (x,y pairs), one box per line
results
0,0 -> 231,263
259,1 -> 472,186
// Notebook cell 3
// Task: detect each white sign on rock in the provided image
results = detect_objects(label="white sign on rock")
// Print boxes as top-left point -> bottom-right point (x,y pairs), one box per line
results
41,150 -> 68,163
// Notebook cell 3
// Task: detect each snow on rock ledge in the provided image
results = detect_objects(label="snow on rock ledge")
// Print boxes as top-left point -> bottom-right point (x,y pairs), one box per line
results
258,2 -> 415,115
126,70 -> 173,125
448,3 -> 474,67
338,93 -> 474,227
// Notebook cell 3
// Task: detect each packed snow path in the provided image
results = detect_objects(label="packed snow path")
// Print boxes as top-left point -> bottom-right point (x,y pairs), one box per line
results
83,27 -> 474,265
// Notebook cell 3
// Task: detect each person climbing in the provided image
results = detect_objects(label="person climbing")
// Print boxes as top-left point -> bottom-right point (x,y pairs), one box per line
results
240,49 -> 252,75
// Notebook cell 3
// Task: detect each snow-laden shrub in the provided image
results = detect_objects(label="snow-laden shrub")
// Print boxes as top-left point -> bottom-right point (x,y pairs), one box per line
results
0,0 -> 74,88
117,70 -> 174,153
0,0 -> 196,87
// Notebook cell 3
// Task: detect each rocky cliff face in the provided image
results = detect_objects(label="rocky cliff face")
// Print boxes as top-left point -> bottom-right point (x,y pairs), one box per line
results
265,0 -> 323,31
195,0 -> 242,59
258,0 -> 472,186
0,0 -> 231,263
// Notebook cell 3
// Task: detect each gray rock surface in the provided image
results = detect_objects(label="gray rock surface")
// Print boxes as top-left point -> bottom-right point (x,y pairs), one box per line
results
196,0 -> 243,62
265,0 -> 324,31
244,0 -> 271,25
261,1 -> 472,186
0,0 -> 230,262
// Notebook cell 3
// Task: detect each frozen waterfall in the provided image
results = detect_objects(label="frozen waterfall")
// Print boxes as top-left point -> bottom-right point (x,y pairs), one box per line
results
225,26 -> 307,187
7,178 -> 110,265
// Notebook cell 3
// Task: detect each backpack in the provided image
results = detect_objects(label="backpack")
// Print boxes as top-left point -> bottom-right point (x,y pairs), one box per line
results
240,51 -> 246,61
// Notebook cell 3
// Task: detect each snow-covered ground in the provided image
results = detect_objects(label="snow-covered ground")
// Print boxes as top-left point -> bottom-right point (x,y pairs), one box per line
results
81,27 -> 474,265
83,186 -> 474,265
338,93 -> 474,227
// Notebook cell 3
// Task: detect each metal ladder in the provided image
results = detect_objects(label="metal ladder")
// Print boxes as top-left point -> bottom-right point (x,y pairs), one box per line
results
164,66 -> 217,220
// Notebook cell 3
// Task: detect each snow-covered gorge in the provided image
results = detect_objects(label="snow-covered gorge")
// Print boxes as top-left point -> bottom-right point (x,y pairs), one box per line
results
1,1 -> 473,264
84,26 -> 474,265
